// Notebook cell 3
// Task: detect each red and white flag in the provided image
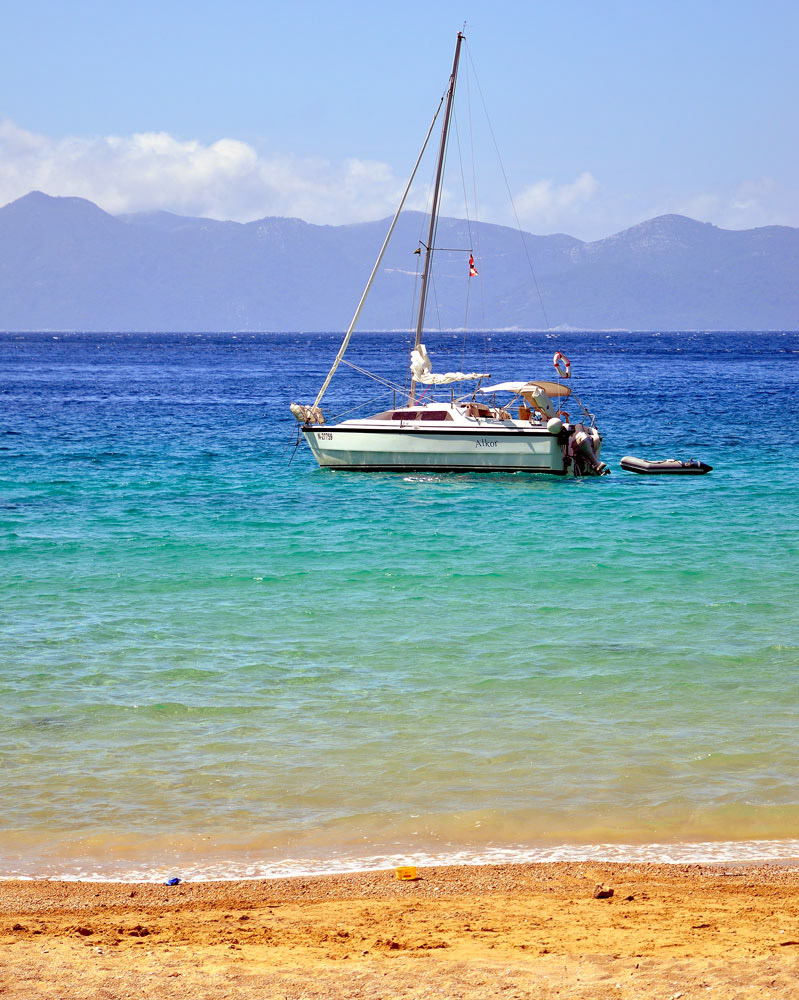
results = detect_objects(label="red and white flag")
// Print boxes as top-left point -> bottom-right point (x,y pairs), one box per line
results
469,253 -> 478,277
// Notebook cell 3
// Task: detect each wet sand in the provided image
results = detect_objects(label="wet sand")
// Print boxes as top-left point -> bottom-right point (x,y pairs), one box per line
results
2,861 -> 799,998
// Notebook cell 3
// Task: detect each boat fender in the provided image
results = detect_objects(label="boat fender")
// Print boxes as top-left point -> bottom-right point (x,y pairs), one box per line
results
553,352 -> 571,378
289,403 -> 325,425
546,417 -> 562,435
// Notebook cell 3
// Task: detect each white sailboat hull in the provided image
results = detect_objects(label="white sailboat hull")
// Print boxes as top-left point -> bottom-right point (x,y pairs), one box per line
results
291,34 -> 610,480
302,424 -> 572,474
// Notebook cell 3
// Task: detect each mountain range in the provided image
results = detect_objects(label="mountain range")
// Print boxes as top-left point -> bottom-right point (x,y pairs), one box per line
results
1,191 -> 797,331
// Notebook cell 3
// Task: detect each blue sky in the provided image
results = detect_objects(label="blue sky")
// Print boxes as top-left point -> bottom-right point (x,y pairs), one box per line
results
1,0 -> 796,238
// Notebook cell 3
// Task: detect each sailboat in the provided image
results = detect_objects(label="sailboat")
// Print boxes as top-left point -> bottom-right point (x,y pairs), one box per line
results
290,31 -> 608,477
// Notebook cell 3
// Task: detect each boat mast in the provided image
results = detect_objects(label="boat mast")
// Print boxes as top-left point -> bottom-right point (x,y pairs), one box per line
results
408,30 -> 464,406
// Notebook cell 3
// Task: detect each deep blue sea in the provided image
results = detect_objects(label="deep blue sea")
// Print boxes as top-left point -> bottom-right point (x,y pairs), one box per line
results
1,330 -> 798,880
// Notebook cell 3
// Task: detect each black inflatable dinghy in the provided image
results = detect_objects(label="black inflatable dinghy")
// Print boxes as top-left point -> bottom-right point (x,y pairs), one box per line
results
620,455 -> 712,475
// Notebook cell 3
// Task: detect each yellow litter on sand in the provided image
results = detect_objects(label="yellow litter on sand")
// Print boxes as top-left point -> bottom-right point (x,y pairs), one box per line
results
395,866 -> 418,880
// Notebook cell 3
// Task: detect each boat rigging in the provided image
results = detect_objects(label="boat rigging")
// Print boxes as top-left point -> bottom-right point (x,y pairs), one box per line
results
289,30 -> 609,477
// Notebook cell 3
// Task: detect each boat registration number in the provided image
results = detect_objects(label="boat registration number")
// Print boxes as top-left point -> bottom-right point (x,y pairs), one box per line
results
316,432 -> 333,440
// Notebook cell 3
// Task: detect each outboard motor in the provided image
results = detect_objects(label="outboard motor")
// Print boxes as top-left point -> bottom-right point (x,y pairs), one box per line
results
570,423 -> 609,476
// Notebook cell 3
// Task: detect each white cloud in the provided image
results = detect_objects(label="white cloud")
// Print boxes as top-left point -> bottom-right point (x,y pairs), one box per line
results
514,172 -> 600,231
673,178 -> 798,231
0,119 -> 408,224
511,172 -> 799,240
2,119 -> 797,239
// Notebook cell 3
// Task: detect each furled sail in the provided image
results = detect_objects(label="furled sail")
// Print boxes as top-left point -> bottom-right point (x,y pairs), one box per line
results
410,344 -> 489,385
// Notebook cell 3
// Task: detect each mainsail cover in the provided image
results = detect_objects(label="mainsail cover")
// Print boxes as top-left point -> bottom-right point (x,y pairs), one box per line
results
411,344 -> 489,385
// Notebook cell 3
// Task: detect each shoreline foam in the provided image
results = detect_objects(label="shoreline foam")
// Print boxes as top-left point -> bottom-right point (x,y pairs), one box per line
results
3,837 -> 799,883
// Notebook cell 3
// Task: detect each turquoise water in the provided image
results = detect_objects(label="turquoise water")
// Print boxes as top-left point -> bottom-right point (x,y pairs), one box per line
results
1,331 -> 798,879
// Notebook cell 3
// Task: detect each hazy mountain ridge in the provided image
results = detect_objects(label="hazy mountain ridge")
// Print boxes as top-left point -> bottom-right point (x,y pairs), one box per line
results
1,191 -> 797,331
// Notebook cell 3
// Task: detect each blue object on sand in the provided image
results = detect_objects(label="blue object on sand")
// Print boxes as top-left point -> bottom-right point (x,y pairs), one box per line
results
164,877 -> 181,886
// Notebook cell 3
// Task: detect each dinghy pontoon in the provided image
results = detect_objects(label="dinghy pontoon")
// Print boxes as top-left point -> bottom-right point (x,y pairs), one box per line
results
620,456 -> 713,475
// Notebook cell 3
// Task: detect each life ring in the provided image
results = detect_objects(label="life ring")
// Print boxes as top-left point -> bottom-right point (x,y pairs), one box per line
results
553,352 -> 571,378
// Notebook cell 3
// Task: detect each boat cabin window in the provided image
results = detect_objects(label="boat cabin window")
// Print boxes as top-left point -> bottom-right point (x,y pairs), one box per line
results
387,409 -> 452,421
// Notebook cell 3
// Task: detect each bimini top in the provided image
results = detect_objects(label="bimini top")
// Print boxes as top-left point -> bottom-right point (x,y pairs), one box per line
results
481,380 -> 572,397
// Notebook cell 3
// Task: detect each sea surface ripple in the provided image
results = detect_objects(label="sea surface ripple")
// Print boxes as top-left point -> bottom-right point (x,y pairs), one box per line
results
1,331 -> 797,879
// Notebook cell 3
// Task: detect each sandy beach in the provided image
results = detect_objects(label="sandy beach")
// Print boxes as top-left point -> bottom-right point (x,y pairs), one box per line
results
3,861 -> 799,998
